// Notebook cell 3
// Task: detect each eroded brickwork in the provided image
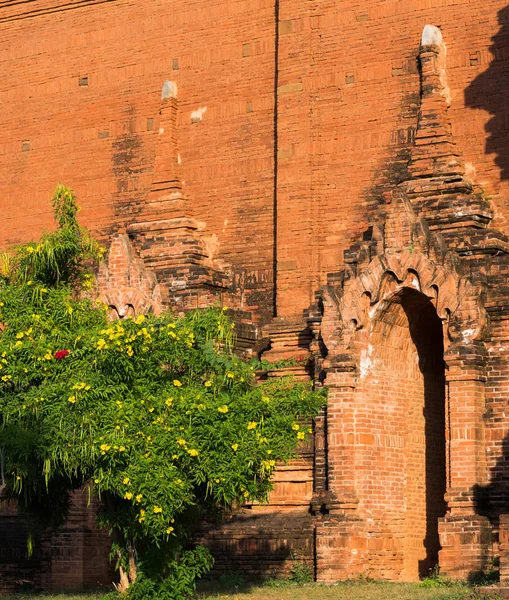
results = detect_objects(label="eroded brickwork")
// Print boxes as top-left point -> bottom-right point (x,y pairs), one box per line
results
3,0 -> 509,591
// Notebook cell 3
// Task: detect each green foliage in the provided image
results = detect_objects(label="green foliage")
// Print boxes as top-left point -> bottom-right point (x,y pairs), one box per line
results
102,547 -> 214,600
289,562 -> 313,584
420,566 -> 455,588
218,570 -> 247,590
467,557 -> 500,586
0,184 -> 103,288
0,186 -> 326,599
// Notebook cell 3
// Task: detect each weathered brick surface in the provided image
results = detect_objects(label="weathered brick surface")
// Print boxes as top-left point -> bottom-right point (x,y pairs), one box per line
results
3,0 -> 509,590
2,1 -> 509,322
0,492 -> 112,592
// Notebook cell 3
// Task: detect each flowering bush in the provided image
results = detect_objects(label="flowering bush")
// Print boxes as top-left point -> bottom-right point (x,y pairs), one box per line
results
0,187 -> 325,598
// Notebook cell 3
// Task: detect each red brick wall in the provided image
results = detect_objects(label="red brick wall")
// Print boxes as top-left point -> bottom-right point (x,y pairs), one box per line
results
3,0 -> 509,588
341,289 -> 446,580
2,1 -> 509,322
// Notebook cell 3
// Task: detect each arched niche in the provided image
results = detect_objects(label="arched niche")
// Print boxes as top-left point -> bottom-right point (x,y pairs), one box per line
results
317,249 -> 489,581
355,287 -> 447,579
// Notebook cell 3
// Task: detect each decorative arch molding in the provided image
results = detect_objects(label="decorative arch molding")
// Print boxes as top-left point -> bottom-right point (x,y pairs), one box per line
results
97,233 -> 163,319
320,248 -> 489,362
99,287 -> 161,320
314,247 -> 492,581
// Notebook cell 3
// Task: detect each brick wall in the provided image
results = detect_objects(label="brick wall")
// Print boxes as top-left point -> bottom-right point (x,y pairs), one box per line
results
3,0 -> 509,590
2,1 -> 509,322
343,289 -> 447,580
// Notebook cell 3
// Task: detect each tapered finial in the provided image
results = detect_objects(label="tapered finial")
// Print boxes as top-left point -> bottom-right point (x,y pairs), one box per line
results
421,25 -> 442,46
162,81 -> 178,100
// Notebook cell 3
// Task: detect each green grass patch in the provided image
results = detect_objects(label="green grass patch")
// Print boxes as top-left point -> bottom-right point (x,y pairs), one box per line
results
4,580 -> 505,600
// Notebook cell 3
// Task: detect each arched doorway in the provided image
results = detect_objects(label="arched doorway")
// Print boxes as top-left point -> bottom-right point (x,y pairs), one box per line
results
354,287 -> 447,579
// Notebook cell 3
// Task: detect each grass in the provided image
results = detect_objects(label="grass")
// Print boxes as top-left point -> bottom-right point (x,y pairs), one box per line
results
3,580 -> 505,600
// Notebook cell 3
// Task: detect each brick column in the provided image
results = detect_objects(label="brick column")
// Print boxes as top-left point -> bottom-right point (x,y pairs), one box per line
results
315,361 -> 364,582
325,363 -> 358,508
499,515 -> 509,583
439,342 -> 492,579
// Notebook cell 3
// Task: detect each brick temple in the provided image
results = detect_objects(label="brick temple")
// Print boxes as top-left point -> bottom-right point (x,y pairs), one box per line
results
2,0 -> 509,589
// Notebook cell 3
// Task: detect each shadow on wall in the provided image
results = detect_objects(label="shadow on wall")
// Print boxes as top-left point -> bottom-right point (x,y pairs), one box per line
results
465,5 -> 509,181
401,290 -> 447,578
472,433 -> 509,583
466,1 -> 509,573
474,433 -> 509,528
196,511 -> 314,582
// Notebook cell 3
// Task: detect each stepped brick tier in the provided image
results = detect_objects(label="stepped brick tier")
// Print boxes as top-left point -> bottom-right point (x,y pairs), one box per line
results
3,0 -> 509,589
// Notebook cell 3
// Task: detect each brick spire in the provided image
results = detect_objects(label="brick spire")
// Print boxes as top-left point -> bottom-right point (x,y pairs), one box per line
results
126,81 -> 229,309
404,25 -> 492,230
138,81 -> 187,220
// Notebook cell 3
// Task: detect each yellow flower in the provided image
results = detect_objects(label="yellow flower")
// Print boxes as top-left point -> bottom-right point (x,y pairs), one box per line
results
226,372 -> 234,378
3,374 -> 12,381
177,439 -> 186,446
127,346 -> 134,357
166,526 -> 174,534
148,407 -> 154,413
119,446 -> 126,452
173,380 -> 182,387
14,341 -> 22,348
218,405 -> 229,414
16,332 -> 24,339
188,449 -> 199,457
267,449 -> 272,454
153,506 -> 163,514
135,314 -> 145,324
68,396 -> 76,404
231,443 -> 239,451
297,431 -> 305,440
123,477 -> 131,485
204,381 -> 212,387
243,491 -> 249,498
292,423 -> 300,431
247,421 -> 257,430
100,444 -> 111,452
124,492 -> 133,500
135,494 -> 143,502
197,403 -> 206,411
97,339 -> 107,350
140,509 -> 145,516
